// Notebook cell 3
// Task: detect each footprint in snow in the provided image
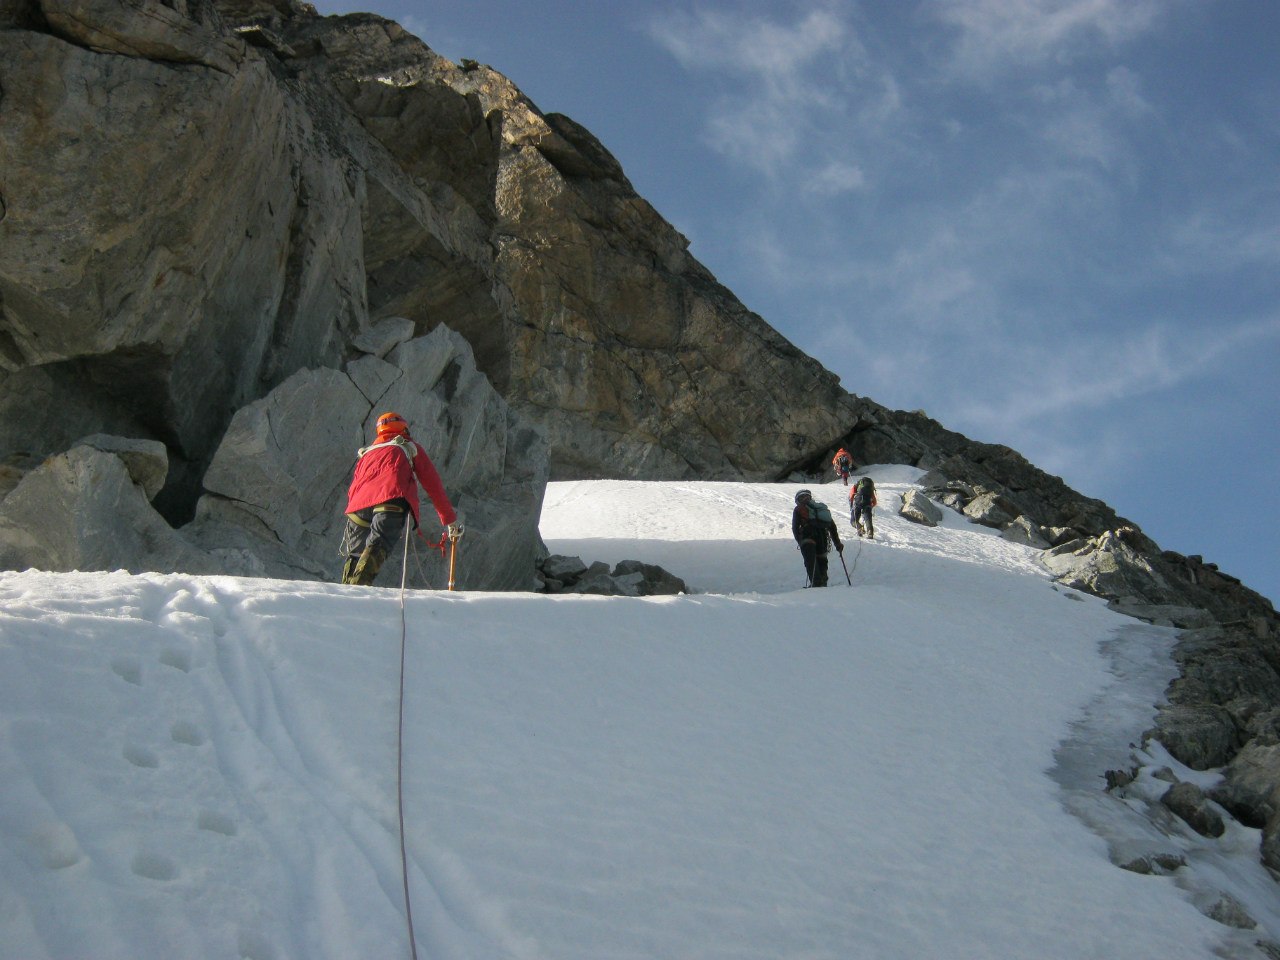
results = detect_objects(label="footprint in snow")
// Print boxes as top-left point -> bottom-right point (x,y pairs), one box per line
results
197,810 -> 238,837
158,646 -> 192,672
31,823 -> 83,870
131,851 -> 178,881
170,720 -> 205,747
110,656 -> 143,686
122,743 -> 160,769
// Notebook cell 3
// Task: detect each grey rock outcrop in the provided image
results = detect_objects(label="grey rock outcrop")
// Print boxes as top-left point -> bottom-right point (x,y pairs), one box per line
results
3,0 -> 880,563
1039,528 -> 1174,604
963,490 -> 1019,528
537,554 -> 688,596
72,435 -> 170,502
1211,743 -> 1280,830
1161,781 -> 1225,838
0,443 -> 216,575
1000,516 -> 1051,549
898,489 -> 943,527
0,0 -> 491,521
189,325 -> 547,590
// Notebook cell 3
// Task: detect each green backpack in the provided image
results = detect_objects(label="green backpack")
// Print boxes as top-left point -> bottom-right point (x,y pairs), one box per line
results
802,501 -> 833,548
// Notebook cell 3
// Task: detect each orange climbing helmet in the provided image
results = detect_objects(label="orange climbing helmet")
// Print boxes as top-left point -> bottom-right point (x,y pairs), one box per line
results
375,411 -> 409,439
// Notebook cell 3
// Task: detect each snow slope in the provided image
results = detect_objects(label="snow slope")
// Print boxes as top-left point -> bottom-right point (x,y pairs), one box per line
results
1,468 -> 1273,958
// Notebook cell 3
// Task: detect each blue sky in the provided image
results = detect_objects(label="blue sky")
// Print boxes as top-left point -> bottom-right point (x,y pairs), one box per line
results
312,0 -> 1280,604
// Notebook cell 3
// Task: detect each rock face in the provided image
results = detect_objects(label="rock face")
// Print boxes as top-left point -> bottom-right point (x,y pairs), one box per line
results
190,324 -> 547,590
0,0 -> 878,512
0,0 -> 496,522
0,443 -> 217,575
0,324 -> 544,590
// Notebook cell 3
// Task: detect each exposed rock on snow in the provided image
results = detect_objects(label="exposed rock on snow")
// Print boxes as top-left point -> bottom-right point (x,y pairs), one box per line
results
1039,528 -> 1173,603
962,490 -> 1018,528
1213,744 -> 1280,820
1161,781 -> 1226,838
537,553 -> 687,596
1105,599 -> 1215,629
1000,515 -> 1051,549
898,488 -> 942,527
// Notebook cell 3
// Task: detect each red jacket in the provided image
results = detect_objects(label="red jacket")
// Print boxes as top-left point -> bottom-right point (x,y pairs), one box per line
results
345,437 -> 456,529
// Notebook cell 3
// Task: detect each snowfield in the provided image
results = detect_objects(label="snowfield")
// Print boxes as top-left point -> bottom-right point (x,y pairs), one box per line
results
1,468 -> 1275,958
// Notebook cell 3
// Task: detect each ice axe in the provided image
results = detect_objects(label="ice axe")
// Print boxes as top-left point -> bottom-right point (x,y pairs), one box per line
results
447,521 -> 464,591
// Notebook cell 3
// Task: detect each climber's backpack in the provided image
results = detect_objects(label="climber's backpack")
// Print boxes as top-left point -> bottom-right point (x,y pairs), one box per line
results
856,476 -> 876,499
800,501 -> 834,549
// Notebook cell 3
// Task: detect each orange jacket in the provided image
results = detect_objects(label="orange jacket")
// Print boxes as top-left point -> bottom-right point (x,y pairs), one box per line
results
345,436 -> 456,529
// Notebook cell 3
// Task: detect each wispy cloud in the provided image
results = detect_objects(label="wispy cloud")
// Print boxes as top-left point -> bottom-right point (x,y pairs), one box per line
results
928,0 -> 1167,76
952,314 -> 1280,432
647,4 -> 887,185
649,6 -> 850,95
804,160 -> 867,195
1161,213 -> 1280,274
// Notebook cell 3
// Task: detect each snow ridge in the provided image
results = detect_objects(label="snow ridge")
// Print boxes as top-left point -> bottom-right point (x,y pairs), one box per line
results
0,470 -> 1267,958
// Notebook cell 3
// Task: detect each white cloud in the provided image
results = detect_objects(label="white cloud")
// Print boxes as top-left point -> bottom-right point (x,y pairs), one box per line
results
952,315 -> 1280,432
929,0 -> 1167,75
1105,66 -> 1152,116
1162,213 -> 1280,274
647,4 -> 890,178
1032,80 -> 1128,169
804,160 -> 867,195
649,7 -> 849,89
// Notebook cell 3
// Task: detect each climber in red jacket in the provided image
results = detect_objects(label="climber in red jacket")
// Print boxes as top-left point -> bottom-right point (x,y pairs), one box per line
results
340,411 -> 460,586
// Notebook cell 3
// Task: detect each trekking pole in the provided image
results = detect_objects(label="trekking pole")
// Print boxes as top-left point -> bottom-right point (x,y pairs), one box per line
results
838,548 -> 852,586
447,534 -> 459,592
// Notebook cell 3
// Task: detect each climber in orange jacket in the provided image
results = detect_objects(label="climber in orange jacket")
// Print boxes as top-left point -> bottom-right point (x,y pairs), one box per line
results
832,448 -> 854,485
340,411 -> 460,586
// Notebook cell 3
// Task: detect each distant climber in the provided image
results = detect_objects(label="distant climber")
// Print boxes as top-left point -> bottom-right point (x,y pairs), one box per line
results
850,476 -> 877,539
340,411 -> 461,586
832,448 -> 854,486
792,489 -> 843,587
